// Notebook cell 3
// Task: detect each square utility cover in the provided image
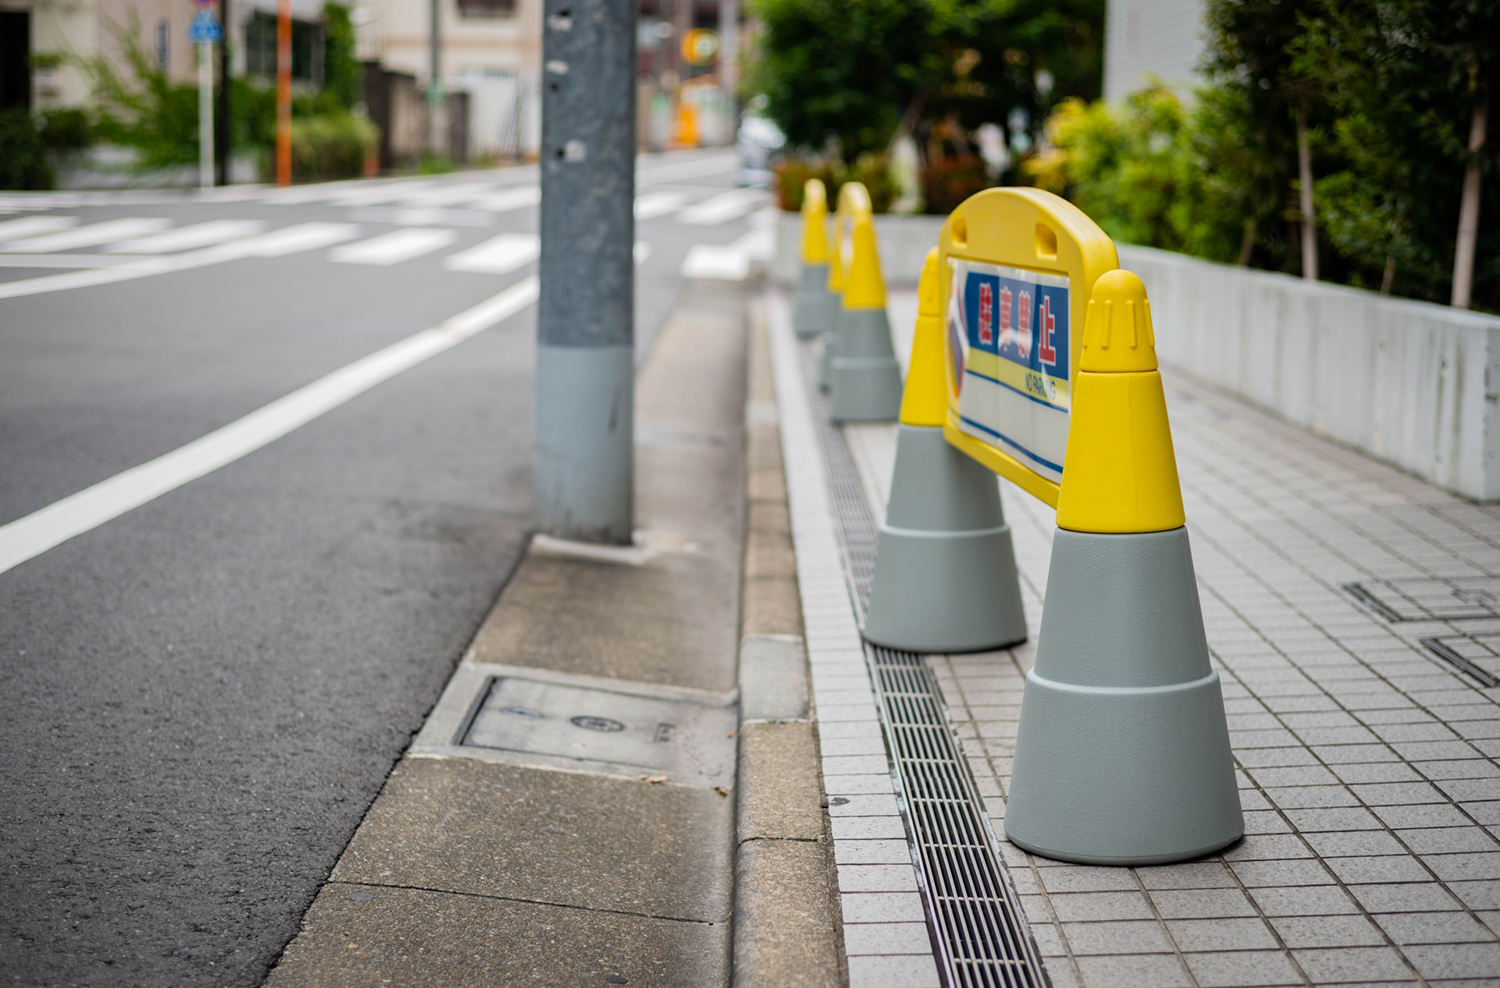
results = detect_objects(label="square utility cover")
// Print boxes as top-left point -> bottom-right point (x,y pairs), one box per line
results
1346,578 -> 1500,622
458,676 -> 736,787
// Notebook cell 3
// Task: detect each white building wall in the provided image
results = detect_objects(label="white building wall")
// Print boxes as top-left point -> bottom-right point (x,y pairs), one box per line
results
1103,0 -> 1208,102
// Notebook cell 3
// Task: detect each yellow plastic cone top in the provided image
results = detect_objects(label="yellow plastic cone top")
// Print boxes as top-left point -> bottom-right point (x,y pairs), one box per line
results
1054,269 -> 1186,534
827,182 -> 872,295
899,248 -> 948,427
801,180 -> 828,263
842,217 -> 886,311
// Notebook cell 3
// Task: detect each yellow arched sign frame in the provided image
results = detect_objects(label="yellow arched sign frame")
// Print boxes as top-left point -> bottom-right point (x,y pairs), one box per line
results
935,189 -> 1118,509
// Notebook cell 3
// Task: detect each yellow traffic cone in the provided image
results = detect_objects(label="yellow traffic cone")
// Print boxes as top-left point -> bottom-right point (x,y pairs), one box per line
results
829,216 -> 902,422
1003,269 -> 1243,865
793,180 -> 835,340
863,249 -> 1027,651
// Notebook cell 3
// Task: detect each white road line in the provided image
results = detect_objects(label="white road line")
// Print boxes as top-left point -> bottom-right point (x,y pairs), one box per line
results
681,244 -> 750,281
467,186 -> 541,212
634,240 -> 652,265
331,227 -> 458,265
677,189 -> 767,226
636,153 -> 739,182
0,254 -> 134,269
634,192 -> 688,220
0,222 -> 361,300
0,275 -> 539,577
0,216 -> 78,241
1,218 -> 172,253
444,232 -> 539,274
398,182 -> 497,208
105,220 -> 267,254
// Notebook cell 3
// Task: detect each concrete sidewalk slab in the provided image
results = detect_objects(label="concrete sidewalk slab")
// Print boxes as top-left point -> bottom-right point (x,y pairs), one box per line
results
266,281 -> 751,987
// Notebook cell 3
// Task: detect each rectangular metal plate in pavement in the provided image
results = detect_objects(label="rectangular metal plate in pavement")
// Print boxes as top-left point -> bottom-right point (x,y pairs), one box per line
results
1345,578 -> 1500,622
411,662 -> 737,789
1420,635 -> 1500,688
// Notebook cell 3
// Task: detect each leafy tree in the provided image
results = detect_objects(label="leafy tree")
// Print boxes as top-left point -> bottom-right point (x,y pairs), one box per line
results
320,2 -> 364,112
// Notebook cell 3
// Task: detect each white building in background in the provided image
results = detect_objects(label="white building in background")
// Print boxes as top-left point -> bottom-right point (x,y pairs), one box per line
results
1103,0 -> 1208,102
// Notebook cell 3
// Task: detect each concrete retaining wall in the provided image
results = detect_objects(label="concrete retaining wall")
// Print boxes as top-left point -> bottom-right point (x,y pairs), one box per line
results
1119,245 -> 1500,502
773,210 -> 944,286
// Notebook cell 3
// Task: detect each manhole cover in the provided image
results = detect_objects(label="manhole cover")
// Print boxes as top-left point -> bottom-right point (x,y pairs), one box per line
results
1345,578 -> 1500,622
458,676 -> 736,784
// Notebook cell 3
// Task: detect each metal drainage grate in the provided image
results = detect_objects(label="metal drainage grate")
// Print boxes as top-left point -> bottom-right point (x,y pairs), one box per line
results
1420,637 -> 1500,689
1345,578 -> 1500,622
798,344 -> 1047,988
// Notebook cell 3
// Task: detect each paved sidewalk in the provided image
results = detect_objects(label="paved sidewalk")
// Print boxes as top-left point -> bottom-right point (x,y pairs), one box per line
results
835,291 -> 1500,988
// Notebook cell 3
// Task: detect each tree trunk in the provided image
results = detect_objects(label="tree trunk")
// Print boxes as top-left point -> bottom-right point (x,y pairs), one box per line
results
1238,216 -> 1256,266
1297,107 -> 1317,281
1452,90 -> 1488,309
1382,201 -> 1403,295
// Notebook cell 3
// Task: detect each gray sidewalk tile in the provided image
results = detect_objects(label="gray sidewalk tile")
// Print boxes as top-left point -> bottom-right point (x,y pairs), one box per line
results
1291,946 -> 1415,982
1059,919 -> 1175,955
1073,953 -> 1193,988
1302,830 -> 1410,857
1135,862 -> 1240,890
1229,858 -> 1338,887
1039,867 -> 1143,894
1348,782 -> 1449,805
834,840 -> 915,865
842,921 -> 934,956
1422,851 -> 1500,881
1376,910 -> 1495,945
1183,949 -> 1304,986
1149,888 -> 1261,919
1268,913 -> 1386,948
1284,807 -> 1384,831
1045,891 -> 1156,922
1333,762 -> 1427,784
1418,760 -> 1500,781
1247,884 -> 1363,919
830,816 -> 909,841
1395,826 -> 1498,854
1165,916 -> 1281,952
845,953 -> 942,988
840,892 -> 926,924
1349,882 -> 1465,913
1401,942 -> 1500,980
1222,834 -> 1316,860
1372,803 -> 1476,829
1325,854 -> 1434,884
1464,801 -> 1500,824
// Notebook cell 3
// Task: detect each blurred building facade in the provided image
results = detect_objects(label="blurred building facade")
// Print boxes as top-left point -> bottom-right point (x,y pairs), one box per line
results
1102,0 -> 1207,102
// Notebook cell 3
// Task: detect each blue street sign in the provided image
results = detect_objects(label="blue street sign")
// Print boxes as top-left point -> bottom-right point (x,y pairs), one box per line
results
188,9 -> 223,45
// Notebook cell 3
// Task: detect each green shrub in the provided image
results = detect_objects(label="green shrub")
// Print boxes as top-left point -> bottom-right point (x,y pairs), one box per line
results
0,110 -> 56,190
920,155 -> 989,216
38,108 -> 94,153
773,153 -> 896,213
291,112 -> 377,180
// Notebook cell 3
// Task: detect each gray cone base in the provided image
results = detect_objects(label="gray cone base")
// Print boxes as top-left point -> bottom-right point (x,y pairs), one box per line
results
818,330 -> 836,391
1004,527 -> 1243,865
829,358 -> 902,422
864,425 -> 1027,652
863,524 -> 1027,652
795,282 -> 836,341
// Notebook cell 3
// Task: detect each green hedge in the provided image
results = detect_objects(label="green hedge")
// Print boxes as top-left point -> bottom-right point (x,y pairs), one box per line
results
290,112 -> 377,181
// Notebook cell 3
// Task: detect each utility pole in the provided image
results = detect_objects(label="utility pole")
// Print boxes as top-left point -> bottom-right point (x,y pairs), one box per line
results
428,0 -> 443,155
718,0 -> 738,115
536,0 -> 637,544
216,0 -> 231,185
276,0 -> 291,186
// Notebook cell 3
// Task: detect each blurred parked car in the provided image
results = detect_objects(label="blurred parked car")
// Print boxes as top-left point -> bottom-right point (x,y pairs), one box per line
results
737,109 -> 786,188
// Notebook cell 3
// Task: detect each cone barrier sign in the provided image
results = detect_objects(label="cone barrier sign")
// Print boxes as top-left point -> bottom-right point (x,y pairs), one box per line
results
793,180 -> 836,340
863,189 -> 1243,864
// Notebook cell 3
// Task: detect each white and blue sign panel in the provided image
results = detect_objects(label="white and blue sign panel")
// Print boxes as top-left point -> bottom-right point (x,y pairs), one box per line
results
946,259 -> 1071,484
189,10 -> 223,45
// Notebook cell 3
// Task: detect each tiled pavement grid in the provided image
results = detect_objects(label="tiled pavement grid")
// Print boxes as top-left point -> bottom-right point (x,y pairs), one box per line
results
785,283 -> 1500,988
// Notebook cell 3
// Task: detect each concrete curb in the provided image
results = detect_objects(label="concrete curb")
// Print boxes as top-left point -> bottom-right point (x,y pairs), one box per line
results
731,296 -> 847,988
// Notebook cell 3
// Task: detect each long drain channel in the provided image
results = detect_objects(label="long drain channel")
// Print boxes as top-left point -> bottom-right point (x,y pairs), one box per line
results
799,345 -> 1047,988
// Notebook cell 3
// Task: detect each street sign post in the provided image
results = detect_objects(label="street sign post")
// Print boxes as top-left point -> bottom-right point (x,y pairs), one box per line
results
189,8 -> 222,190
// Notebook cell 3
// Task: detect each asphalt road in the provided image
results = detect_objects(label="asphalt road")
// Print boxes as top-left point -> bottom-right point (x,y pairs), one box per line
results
0,148 -> 767,987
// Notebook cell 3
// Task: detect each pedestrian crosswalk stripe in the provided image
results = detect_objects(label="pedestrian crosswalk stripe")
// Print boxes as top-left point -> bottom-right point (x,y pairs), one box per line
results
1,218 -> 172,253
332,227 -> 458,266
677,189 -> 766,226
445,232 -> 539,274
104,219 -> 267,254
635,192 -> 687,220
243,222 -> 362,256
467,186 -> 541,213
0,216 -> 78,241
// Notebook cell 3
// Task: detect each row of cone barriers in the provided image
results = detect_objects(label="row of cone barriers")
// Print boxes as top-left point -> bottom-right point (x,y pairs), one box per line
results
794,180 -> 1244,866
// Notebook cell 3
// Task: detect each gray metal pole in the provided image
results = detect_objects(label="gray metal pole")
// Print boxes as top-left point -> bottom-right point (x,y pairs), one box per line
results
537,0 -> 636,544
428,0 -> 441,154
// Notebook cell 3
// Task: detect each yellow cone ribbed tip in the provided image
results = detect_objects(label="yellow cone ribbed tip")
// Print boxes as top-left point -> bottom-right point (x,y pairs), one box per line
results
899,248 -> 947,426
1055,268 -> 1185,534
801,179 -> 828,263
842,217 -> 886,310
